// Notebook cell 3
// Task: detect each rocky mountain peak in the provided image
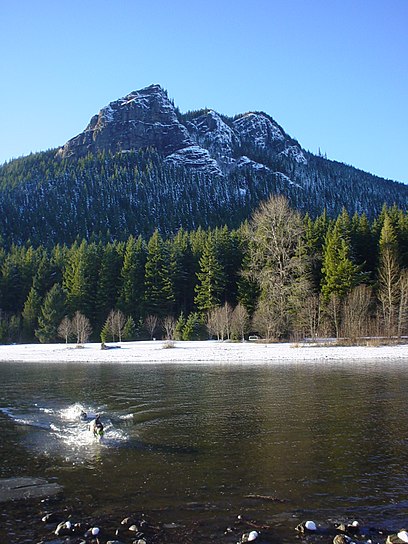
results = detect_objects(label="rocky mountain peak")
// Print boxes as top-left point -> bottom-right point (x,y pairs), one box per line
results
57,84 -> 307,173
58,84 -> 192,159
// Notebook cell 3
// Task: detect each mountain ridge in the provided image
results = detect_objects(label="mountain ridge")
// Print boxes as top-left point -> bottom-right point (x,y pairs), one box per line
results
0,84 -> 406,248
57,84 -> 308,177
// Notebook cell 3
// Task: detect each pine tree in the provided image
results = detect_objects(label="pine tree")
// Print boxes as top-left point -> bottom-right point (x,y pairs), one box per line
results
21,287 -> 41,341
63,240 -> 100,320
194,234 -> 226,312
377,215 -> 400,336
303,212 -> 328,291
122,315 -> 137,341
174,312 -> 186,340
118,235 -> 146,320
35,283 -> 66,343
182,312 -> 206,340
144,230 -> 173,317
236,245 -> 260,316
32,250 -> 58,297
0,247 -> 30,312
321,220 -> 361,301
351,212 -> 376,276
95,242 -> 123,326
169,229 -> 196,316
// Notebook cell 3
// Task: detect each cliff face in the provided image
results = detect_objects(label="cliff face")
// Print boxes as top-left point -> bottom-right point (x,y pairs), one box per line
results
57,84 -> 306,176
58,85 -> 193,158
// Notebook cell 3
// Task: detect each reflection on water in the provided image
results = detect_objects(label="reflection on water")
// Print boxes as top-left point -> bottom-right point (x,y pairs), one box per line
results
1,360 -> 408,541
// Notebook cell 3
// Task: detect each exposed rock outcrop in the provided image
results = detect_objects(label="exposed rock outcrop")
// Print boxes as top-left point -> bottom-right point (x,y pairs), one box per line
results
57,84 -> 307,176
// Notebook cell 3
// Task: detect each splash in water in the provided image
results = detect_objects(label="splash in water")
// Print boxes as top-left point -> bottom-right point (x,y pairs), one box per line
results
0,402 -> 130,463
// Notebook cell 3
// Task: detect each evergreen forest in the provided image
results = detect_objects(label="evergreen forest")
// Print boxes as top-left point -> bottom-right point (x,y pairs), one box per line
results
1,147 -> 407,249
1,196 -> 407,345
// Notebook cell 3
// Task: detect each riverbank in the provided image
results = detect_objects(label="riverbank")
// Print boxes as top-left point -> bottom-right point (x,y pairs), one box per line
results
0,339 -> 407,364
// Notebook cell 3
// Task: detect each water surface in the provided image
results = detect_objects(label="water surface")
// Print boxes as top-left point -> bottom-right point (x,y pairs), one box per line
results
1,360 -> 408,542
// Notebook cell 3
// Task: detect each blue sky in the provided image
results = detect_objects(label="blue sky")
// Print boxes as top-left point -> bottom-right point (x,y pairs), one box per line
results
1,0 -> 407,184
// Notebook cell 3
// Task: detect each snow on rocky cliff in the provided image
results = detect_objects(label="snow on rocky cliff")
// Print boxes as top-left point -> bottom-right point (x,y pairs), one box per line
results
57,84 -> 308,176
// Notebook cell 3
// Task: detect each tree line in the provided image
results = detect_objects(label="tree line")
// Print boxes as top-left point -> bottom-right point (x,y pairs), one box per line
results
0,197 -> 407,344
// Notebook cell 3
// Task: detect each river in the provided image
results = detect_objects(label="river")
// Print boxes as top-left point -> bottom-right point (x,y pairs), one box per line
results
1,360 -> 408,543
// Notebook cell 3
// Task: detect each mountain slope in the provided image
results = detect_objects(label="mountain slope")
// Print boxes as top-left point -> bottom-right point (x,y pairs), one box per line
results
0,84 -> 406,247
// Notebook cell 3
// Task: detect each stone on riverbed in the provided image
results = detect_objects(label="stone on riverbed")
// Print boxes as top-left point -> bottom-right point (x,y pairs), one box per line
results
387,531 -> 408,544
0,477 -> 62,502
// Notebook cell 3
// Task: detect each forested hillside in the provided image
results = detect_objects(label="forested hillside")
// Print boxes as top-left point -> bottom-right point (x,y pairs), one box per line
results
1,148 -> 407,249
0,198 -> 407,344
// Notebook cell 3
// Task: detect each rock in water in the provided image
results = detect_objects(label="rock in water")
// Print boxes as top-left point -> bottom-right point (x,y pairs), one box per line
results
0,477 -> 62,502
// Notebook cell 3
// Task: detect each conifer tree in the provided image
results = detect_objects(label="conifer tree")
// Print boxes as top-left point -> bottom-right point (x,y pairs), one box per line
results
174,312 -> 186,340
122,315 -> 137,341
0,248 -> 29,312
118,235 -> 146,321
351,212 -> 376,276
182,312 -> 205,340
32,248 -> 59,298
194,234 -> 226,312
321,220 -> 361,301
21,287 -> 41,341
236,256 -> 260,317
303,212 -> 329,290
169,229 -> 196,316
378,215 -> 400,336
35,283 -> 66,343
95,242 -> 123,325
63,240 -> 100,320
144,230 -> 173,317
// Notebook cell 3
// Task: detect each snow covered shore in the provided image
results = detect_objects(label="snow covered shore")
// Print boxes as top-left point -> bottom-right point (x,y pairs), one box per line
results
0,340 -> 407,364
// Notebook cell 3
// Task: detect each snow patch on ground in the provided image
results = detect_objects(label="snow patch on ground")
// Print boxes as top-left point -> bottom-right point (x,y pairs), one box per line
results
0,341 -> 406,365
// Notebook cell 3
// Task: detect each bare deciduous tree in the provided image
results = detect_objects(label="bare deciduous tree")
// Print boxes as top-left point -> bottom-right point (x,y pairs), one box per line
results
221,302 -> 233,340
145,314 -> 158,340
397,269 -> 408,338
231,303 -> 249,341
58,315 -> 73,344
293,294 -> 321,340
324,293 -> 342,339
244,195 -> 311,339
252,299 -> 278,341
104,309 -> 126,342
207,307 -> 222,340
71,311 -> 92,345
341,284 -> 373,339
114,309 -> 126,342
162,315 -> 176,340
206,303 -> 234,340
